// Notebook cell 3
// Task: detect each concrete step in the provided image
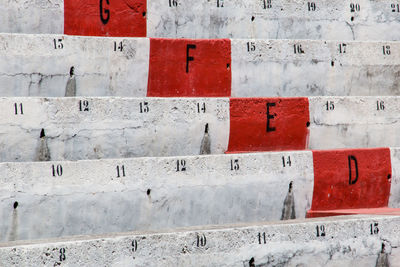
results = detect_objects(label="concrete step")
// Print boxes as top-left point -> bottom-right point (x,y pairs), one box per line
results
3,97 -> 400,161
0,147 -> 399,242
0,215 -> 399,266
0,34 -> 399,97
1,0 -> 400,40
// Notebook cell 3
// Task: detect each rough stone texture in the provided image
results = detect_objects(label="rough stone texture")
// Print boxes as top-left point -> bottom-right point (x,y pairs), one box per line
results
1,35 -> 400,97
308,96 -> 400,149
0,151 -> 314,241
0,215 -> 399,266
0,97 -> 229,161
0,34 -> 149,97
231,39 -> 400,97
147,0 -> 400,40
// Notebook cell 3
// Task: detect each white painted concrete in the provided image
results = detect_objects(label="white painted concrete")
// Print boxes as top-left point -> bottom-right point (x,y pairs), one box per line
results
148,0 -> 400,40
231,39 -> 400,97
0,97 -> 229,161
1,34 -> 400,97
308,96 -> 400,149
0,0 -> 63,34
0,34 -> 149,97
0,151 -> 314,241
0,215 -> 399,266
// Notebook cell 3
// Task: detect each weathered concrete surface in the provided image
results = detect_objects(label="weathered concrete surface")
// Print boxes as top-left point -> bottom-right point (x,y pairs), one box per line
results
1,34 -> 400,97
0,215 -> 399,266
0,0 -> 63,34
231,39 -> 400,97
0,97 -> 229,161
389,148 -> 400,208
0,151 -> 314,241
3,0 -> 399,40
5,97 -> 400,161
308,96 -> 400,149
0,34 -> 149,97
148,0 -> 400,40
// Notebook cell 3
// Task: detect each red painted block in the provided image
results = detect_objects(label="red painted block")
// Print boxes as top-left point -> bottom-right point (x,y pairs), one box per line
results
147,38 -> 231,97
64,0 -> 146,37
307,208 -> 400,218
227,98 -> 310,152
308,148 -> 392,217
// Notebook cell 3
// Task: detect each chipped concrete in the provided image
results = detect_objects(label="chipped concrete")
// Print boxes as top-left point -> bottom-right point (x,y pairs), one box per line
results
0,215 -> 399,266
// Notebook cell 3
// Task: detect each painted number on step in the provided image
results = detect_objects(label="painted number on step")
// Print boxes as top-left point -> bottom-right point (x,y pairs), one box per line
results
14,103 -> 23,115
370,223 -> 379,235
307,2 -> 316,11
246,42 -> 256,52
258,232 -> 267,244
113,41 -> 123,52
316,225 -> 326,237
325,101 -> 335,111
282,156 -> 291,167
376,101 -> 385,111
79,100 -> 89,112
131,240 -> 138,252
230,159 -> 240,171
59,248 -> 66,262
383,45 -> 391,55
350,3 -> 360,12
339,43 -> 347,54
139,102 -> 149,113
176,160 -> 186,172
53,39 -> 64,49
52,164 -> 63,177
196,234 -> 207,247
263,0 -> 272,9
197,103 -> 206,113
168,0 -> 178,7
116,165 -> 126,177
293,44 -> 305,54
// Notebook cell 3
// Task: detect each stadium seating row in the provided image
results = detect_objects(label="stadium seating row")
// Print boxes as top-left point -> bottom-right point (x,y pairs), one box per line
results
2,96 -> 400,161
2,0 -> 400,40
1,34 -> 399,97
0,147 -> 398,241
0,215 -> 398,266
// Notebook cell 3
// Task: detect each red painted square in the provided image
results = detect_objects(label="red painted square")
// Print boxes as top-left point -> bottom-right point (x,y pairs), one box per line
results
64,0 -> 146,37
309,148 -> 392,212
227,98 -> 310,152
147,38 -> 231,97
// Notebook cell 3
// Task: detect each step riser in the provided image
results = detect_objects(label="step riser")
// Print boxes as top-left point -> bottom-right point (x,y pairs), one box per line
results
3,97 -> 400,161
1,35 -> 399,97
0,148 -> 399,241
0,216 -> 399,266
2,0 -> 400,40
